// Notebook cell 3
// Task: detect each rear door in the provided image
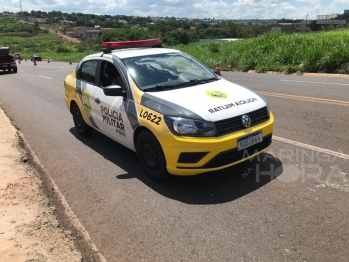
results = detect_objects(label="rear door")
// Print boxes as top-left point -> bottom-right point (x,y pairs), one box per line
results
75,59 -> 99,128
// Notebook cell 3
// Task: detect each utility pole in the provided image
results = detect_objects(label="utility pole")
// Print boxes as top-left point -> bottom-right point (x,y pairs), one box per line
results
304,13 -> 308,33
19,0 -> 23,19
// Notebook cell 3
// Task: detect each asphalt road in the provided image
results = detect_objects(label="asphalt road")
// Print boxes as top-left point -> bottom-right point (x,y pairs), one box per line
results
1,61 -> 348,262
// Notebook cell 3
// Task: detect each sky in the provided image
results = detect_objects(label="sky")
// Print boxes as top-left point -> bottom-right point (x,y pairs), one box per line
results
2,0 -> 349,20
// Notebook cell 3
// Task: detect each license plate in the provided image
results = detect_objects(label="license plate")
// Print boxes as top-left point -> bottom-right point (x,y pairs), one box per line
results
238,131 -> 263,151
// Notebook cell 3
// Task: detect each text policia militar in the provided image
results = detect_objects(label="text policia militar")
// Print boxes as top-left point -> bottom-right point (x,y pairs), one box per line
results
208,98 -> 258,114
101,106 -> 126,137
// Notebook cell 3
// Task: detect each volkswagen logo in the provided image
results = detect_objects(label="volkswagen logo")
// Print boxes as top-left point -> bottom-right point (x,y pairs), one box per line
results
241,115 -> 251,128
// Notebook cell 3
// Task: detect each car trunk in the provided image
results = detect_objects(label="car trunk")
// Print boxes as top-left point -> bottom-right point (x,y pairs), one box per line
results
0,56 -> 13,63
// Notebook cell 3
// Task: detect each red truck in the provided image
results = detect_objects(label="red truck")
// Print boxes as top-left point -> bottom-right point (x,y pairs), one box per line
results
0,47 -> 17,73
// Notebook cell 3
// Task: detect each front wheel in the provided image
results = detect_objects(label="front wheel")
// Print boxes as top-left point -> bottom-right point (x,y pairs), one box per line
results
71,104 -> 93,136
12,67 -> 17,73
136,130 -> 169,181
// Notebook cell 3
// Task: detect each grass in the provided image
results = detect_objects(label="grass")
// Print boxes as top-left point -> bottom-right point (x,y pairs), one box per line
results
0,17 -> 39,36
173,30 -> 349,74
0,33 -> 99,62
1,26 -> 349,74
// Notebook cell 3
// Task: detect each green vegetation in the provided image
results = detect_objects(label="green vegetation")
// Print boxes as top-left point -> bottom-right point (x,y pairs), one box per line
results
0,17 -> 41,35
0,34 -> 98,61
2,11 -> 257,45
1,15 -> 348,74
174,30 -> 349,74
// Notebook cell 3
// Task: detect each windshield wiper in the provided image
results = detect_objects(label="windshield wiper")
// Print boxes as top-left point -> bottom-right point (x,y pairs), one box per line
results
143,85 -> 174,92
143,78 -> 219,92
188,78 -> 218,84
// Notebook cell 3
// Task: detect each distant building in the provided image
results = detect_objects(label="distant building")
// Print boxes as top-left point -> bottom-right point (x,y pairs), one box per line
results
254,21 -> 314,36
344,10 -> 349,14
59,20 -> 77,26
27,17 -> 37,23
254,23 -> 294,36
316,14 -> 339,20
293,21 -> 312,33
72,27 -> 101,41
316,20 -> 346,25
45,18 -> 56,24
37,18 -> 46,24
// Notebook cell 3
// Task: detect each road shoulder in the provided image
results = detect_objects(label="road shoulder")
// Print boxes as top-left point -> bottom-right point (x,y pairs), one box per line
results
0,105 -> 103,261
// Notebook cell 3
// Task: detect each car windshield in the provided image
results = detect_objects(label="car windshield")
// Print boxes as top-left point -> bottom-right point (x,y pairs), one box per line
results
121,52 -> 218,91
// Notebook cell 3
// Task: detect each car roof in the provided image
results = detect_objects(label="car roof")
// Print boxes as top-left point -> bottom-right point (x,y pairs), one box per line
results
84,47 -> 181,60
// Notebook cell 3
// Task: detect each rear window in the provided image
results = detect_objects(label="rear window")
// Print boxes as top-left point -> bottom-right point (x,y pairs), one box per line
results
0,48 -> 10,56
80,60 -> 98,85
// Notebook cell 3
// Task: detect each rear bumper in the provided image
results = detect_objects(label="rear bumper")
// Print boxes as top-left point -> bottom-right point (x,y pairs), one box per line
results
158,112 -> 274,176
0,63 -> 16,69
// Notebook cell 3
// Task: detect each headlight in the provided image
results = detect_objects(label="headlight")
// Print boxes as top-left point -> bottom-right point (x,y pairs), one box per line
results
259,94 -> 270,117
164,116 -> 216,137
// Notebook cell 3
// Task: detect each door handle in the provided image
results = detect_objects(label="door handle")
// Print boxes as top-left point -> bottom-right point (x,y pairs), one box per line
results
95,98 -> 100,104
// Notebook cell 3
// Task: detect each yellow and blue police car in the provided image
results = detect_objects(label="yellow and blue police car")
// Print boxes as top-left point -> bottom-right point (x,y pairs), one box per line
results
64,39 -> 274,181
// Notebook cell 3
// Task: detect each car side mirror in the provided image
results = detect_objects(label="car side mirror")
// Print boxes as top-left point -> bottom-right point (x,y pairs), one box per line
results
103,85 -> 127,97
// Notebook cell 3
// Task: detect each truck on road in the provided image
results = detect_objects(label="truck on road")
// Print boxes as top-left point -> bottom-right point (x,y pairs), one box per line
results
0,47 -> 17,73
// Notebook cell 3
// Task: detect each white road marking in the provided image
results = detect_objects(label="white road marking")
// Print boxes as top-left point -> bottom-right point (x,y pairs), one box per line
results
281,79 -> 349,86
274,136 -> 349,160
39,75 -> 52,79
19,70 -> 25,72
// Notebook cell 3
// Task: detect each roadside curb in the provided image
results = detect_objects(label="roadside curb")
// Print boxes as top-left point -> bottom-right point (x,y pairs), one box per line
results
247,70 -> 349,78
0,104 -> 106,262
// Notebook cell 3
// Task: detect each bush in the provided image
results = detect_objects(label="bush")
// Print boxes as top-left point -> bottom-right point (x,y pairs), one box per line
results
173,30 -> 349,74
56,44 -> 72,53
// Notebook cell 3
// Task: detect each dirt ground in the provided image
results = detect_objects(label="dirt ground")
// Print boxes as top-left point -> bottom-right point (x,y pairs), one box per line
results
47,28 -> 82,43
0,106 -> 103,261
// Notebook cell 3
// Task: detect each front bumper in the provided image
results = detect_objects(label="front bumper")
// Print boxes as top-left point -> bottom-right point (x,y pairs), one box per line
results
157,112 -> 274,176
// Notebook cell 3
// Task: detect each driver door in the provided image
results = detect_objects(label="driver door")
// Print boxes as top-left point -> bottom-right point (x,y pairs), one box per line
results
94,60 -> 135,149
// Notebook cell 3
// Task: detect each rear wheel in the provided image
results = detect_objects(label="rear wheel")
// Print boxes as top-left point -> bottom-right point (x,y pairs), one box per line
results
71,104 -> 93,136
136,130 -> 169,181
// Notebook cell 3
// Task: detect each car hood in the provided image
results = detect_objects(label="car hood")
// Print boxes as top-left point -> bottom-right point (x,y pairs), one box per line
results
140,78 -> 267,122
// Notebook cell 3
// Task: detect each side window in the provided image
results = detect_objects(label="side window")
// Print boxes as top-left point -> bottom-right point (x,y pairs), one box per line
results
80,60 -> 98,85
100,61 -> 126,89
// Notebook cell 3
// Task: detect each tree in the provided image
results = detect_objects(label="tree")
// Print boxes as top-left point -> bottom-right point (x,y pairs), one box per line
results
179,31 -> 189,44
309,20 -> 321,31
34,21 -> 40,31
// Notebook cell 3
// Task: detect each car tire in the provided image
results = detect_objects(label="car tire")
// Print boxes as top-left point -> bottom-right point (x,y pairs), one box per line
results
12,67 -> 17,73
136,130 -> 169,181
72,104 -> 93,136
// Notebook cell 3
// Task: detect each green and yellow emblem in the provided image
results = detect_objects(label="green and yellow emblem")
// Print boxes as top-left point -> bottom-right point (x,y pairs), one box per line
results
206,90 -> 227,99
82,88 -> 92,118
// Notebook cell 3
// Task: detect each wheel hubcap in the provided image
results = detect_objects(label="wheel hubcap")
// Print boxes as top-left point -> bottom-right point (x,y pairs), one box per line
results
143,142 -> 157,169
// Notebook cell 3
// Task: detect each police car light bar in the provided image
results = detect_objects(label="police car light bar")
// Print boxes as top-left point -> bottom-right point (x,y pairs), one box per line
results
101,38 -> 162,51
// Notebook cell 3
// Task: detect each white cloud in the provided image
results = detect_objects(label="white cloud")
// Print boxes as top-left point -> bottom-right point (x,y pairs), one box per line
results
332,0 -> 349,3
